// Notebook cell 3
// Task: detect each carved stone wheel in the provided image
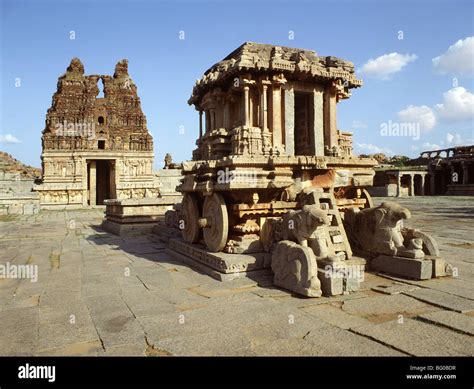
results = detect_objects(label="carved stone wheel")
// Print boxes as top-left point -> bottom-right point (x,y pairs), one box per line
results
181,193 -> 200,243
360,188 -> 374,209
202,192 -> 229,252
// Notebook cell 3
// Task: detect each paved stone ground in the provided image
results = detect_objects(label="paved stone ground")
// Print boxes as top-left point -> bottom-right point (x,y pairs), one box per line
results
0,196 -> 473,356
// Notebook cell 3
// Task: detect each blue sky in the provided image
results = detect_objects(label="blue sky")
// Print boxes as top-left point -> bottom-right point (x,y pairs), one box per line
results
1,0 -> 473,168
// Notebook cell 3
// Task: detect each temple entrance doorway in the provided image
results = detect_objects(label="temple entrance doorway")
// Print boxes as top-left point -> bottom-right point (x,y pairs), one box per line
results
87,159 -> 116,205
294,92 -> 314,155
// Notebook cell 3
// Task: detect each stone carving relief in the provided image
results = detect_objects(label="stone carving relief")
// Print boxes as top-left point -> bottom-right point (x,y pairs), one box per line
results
271,205 -> 339,296
272,241 -> 322,297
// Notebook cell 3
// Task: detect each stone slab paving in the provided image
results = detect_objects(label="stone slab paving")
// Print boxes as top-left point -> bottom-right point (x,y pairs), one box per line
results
351,319 -> 474,356
403,288 -> 474,314
0,196 -> 472,356
416,311 -> 474,336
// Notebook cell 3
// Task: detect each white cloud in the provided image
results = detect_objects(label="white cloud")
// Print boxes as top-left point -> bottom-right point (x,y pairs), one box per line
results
0,134 -> 21,144
434,87 -> 474,122
432,37 -> 474,76
422,142 -> 441,150
397,105 -> 436,131
356,143 -> 393,155
359,52 -> 417,80
397,87 -> 474,134
446,132 -> 464,146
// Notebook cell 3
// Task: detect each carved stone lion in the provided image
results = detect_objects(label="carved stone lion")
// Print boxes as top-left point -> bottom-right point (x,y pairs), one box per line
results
344,201 -> 424,259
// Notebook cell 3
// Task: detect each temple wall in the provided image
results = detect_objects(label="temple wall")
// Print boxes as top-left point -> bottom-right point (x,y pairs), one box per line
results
0,172 -> 40,215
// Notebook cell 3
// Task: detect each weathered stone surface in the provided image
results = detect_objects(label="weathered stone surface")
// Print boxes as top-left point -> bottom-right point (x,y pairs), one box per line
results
303,326 -> 406,356
38,304 -> 99,352
341,294 -> 437,320
417,311 -> 474,336
35,340 -> 104,356
302,304 -> 370,329
371,283 -> 420,295
352,318 -> 474,356
403,288 -> 474,313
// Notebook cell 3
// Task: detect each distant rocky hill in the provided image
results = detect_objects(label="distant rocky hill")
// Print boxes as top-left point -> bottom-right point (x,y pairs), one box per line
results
0,151 -> 41,178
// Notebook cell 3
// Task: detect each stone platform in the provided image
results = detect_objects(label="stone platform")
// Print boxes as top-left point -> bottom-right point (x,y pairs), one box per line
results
102,196 -> 181,236
369,255 -> 451,280
0,196 -> 473,356
167,237 -> 366,297
167,238 -> 272,281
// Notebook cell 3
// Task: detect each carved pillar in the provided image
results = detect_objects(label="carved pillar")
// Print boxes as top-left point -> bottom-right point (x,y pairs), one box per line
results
205,110 -> 210,133
271,74 -> 286,151
323,83 -> 338,151
313,87 -> 325,156
429,165 -> 436,195
89,161 -> 96,206
209,109 -> 215,131
441,164 -> 447,194
81,157 -> 88,206
199,111 -> 203,139
396,173 -> 402,197
462,162 -> 469,184
109,160 -> 116,199
243,86 -> 250,127
260,82 -> 270,131
420,174 -> 425,195
409,174 -> 415,196
223,100 -> 230,129
284,88 -> 294,156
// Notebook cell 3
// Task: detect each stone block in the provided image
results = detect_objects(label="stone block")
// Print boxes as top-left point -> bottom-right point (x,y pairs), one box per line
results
317,258 -> 365,296
166,239 -> 271,282
23,203 -> 35,215
8,204 -> 23,215
318,268 -> 343,297
431,257 -> 450,278
101,220 -> 155,236
370,255 -> 432,280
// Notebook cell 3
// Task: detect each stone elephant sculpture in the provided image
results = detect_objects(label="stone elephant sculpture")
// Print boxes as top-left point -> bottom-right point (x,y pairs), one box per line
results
344,201 -> 424,259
